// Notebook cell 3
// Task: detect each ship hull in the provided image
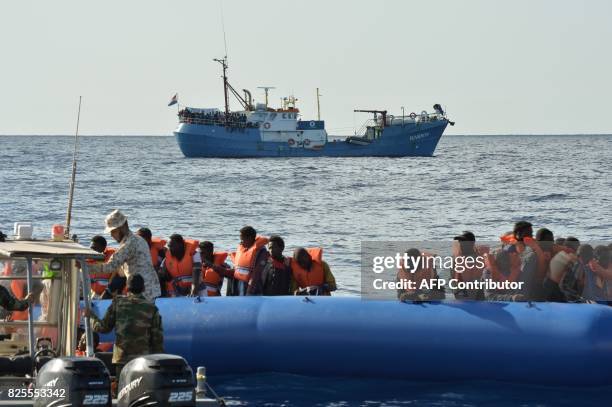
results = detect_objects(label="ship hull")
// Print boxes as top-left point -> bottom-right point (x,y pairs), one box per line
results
174,120 -> 447,158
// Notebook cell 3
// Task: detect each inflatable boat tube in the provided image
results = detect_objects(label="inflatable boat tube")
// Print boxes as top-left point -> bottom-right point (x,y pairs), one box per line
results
92,297 -> 612,386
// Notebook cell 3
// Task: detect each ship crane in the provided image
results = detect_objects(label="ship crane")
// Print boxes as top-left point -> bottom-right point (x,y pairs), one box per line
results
354,109 -> 388,128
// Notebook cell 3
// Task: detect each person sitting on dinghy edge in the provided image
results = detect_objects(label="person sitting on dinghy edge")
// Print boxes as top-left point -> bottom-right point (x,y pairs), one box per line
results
542,237 -> 583,302
452,231 -> 487,301
290,247 -> 337,296
159,234 -> 201,297
191,241 -> 233,297
88,235 -> 123,299
396,248 -> 445,302
261,235 -> 293,296
136,227 -> 167,273
227,226 -> 270,296
583,245 -> 612,304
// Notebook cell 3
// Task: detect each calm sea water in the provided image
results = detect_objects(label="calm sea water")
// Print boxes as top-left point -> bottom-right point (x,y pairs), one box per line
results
1,134 -> 611,405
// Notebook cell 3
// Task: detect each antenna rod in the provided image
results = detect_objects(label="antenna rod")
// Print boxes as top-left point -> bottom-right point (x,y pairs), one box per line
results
316,88 -> 321,121
65,96 -> 82,239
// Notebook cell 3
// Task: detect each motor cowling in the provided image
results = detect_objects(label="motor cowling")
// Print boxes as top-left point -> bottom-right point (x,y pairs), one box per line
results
117,354 -> 195,407
33,356 -> 111,407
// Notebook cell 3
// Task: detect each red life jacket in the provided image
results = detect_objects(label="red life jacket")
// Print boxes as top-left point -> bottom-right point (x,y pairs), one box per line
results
291,248 -> 326,289
201,252 -> 229,296
230,236 -> 269,282
89,248 -> 116,296
165,239 -> 199,295
98,342 -> 113,352
149,237 -> 166,268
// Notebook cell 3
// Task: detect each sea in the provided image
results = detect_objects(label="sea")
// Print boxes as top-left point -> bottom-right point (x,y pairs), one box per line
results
0,134 -> 611,406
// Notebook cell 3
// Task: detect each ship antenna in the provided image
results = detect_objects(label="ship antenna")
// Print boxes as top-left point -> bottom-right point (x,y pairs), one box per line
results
64,96 -> 82,239
220,0 -> 228,59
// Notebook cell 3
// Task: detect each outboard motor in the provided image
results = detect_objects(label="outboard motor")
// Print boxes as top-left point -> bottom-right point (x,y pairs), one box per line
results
33,357 -> 111,407
117,354 -> 195,407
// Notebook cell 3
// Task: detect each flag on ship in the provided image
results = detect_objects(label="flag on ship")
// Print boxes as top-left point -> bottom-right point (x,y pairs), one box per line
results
168,93 -> 178,106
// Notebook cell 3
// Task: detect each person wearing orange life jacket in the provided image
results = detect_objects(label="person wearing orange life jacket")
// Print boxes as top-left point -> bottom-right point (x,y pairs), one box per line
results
227,226 -> 269,296
452,231 -> 487,300
3,260 -> 43,322
136,228 -> 166,271
191,241 -> 232,297
88,235 -> 121,299
396,248 -> 444,301
290,247 -> 337,296
482,222 -> 534,301
483,222 -> 552,301
159,234 -> 201,297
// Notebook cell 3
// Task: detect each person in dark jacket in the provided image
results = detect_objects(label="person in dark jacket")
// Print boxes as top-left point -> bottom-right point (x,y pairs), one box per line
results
261,235 -> 292,295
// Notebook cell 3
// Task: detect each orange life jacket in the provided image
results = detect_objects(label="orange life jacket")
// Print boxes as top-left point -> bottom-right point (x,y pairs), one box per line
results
10,279 -> 28,321
149,237 -> 166,268
89,248 -> 116,295
230,236 -> 269,282
201,252 -> 229,296
291,248 -> 326,289
164,239 -> 200,294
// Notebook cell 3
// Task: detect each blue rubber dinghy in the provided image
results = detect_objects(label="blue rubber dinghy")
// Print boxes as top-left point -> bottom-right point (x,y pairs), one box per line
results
92,297 -> 612,386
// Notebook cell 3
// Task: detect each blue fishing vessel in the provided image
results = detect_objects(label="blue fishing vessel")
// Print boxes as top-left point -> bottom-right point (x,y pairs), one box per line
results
174,58 -> 453,158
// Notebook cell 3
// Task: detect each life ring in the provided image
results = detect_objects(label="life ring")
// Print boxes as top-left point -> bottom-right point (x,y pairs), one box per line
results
309,121 -> 316,128
304,139 -> 311,146
263,122 -> 271,129
288,138 -> 295,146
409,112 -> 417,119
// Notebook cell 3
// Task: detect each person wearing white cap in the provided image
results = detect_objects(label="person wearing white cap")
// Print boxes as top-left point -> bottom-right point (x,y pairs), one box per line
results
91,210 -> 161,301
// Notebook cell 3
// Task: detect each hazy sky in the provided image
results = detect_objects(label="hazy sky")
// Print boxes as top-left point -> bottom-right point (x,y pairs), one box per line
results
2,0 -> 611,135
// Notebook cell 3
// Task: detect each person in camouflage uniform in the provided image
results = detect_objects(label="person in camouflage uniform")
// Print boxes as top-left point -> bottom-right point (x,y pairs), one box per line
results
85,274 -> 164,376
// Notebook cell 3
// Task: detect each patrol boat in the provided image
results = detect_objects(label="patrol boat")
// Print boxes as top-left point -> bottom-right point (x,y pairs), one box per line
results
174,57 -> 453,158
0,235 -> 223,406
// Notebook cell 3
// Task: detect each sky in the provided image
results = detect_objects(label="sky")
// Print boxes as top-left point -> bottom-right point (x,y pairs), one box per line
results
1,0 -> 611,136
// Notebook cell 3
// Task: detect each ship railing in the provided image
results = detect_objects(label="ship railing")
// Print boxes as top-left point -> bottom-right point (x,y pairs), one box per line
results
355,119 -> 378,136
385,112 -> 445,126
178,116 -> 255,129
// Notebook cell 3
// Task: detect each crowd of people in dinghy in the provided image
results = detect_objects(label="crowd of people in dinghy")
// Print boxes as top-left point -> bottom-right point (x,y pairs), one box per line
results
86,224 -> 337,300
398,221 -> 612,303
3,215 -> 610,306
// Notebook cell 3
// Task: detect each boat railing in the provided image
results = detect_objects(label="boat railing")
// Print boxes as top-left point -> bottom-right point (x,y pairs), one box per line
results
355,119 -> 378,136
178,115 -> 256,129
385,112 -> 444,126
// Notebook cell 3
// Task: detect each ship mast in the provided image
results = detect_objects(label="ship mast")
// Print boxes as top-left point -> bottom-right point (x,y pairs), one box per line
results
214,57 -> 230,120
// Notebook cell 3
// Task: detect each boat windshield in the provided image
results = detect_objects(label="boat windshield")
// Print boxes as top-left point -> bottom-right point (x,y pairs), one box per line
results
0,258 -> 63,357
